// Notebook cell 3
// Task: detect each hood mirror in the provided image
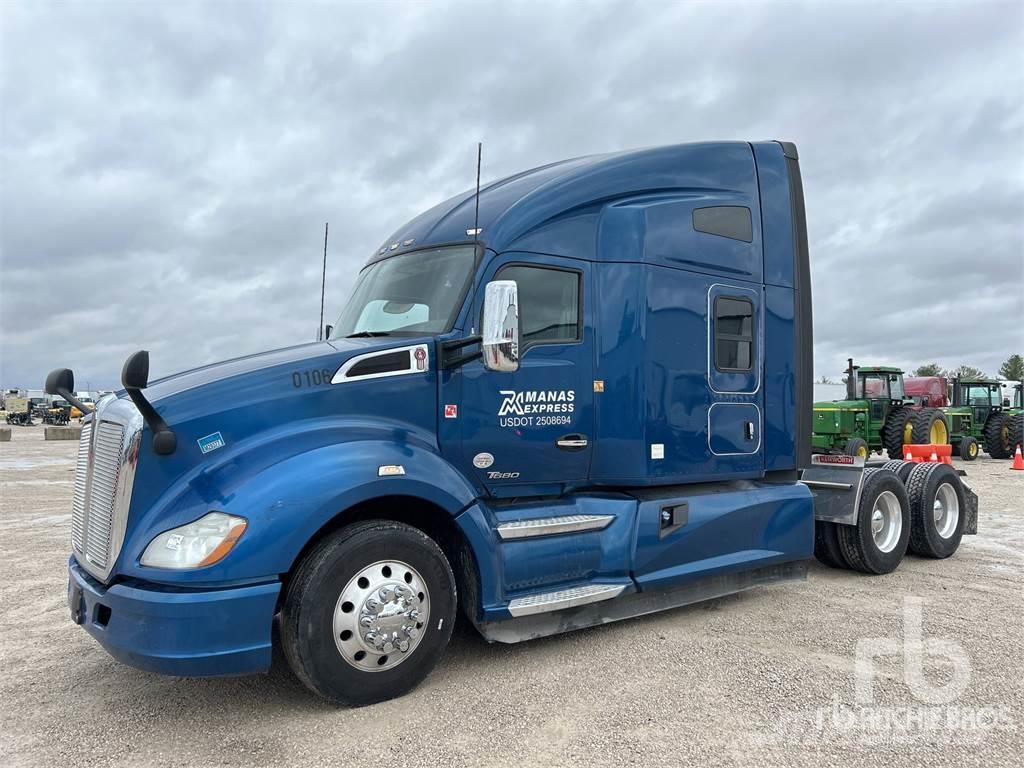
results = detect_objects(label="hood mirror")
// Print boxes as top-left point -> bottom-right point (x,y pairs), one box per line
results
44,367 -> 91,415
481,280 -> 520,373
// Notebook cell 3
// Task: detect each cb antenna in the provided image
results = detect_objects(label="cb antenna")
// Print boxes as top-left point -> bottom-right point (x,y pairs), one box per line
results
472,142 -> 482,240
318,222 -> 329,341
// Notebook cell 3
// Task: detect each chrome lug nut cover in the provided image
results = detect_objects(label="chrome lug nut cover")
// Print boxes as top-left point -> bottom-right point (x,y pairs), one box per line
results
333,559 -> 430,672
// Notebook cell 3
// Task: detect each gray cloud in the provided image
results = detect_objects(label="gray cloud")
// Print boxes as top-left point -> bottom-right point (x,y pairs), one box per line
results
1,0 -> 1022,390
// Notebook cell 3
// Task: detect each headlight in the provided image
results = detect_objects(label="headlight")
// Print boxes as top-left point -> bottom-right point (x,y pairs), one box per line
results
140,512 -> 247,569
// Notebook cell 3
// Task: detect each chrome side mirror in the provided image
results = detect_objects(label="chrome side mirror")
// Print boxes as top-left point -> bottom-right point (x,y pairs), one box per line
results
481,280 -> 520,373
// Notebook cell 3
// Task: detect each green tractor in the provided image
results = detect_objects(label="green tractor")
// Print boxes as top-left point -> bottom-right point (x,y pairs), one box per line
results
943,378 -> 1022,460
811,359 -> 947,459
1009,383 -> 1024,455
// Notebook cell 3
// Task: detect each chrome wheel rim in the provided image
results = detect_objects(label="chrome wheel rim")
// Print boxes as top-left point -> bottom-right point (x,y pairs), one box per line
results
870,490 -> 902,553
333,559 -> 430,672
933,483 -> 959,539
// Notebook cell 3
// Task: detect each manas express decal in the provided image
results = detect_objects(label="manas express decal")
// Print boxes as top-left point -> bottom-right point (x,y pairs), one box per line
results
498,389 -> 575,428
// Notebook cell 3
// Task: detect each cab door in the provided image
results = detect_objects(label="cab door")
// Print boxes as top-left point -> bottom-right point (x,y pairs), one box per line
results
460,253 -> 594,492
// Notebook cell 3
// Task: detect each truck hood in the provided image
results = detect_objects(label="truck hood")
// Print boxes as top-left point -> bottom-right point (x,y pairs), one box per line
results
143,338 -> 397,403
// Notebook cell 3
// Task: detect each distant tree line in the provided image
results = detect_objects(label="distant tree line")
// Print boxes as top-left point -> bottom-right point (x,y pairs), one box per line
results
911,354 -> 1023,381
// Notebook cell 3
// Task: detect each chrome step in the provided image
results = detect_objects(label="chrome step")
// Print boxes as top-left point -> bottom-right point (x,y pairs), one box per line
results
507,583 -> 626,617
496,514 -> 614,540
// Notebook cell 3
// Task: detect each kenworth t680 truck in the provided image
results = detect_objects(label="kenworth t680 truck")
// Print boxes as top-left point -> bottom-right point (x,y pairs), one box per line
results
50,141 -> 978,706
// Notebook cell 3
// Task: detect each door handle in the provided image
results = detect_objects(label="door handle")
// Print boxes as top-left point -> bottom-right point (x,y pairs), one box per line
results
556,434 -> 588,451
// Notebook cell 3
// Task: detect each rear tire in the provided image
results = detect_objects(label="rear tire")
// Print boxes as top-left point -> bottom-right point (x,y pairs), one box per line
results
882,406 -> 916,458
984,413 -> 1011,459
881,458 -> 915,482
1009,414 -> 1024,455
844,437 -> 869,459
905,463 -> 966,558
911,408 -> 949,446
814,521 -> 849,569
836,468 -> 910,575
281,520 -> 457,706
958,436 -> 978,461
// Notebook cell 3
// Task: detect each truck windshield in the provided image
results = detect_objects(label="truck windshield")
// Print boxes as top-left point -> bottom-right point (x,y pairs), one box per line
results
331,246 -> 475,338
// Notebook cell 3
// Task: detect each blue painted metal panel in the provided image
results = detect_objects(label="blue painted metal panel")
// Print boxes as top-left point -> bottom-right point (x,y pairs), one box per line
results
454,252 -> 595,492
752,142 -> 795,288
708,403 -> 760,455
632,481 -> 814,588
764,285 -> 797,470
69,557 -> 279,676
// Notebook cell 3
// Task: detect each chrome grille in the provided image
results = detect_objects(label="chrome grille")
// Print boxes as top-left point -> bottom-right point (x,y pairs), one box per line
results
83,422 -> 126,568
71,398 -> 143,582
71,421 -> 92,553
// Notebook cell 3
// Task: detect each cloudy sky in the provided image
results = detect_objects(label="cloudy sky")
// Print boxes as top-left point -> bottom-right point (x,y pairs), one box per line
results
1,0 -> 1022,391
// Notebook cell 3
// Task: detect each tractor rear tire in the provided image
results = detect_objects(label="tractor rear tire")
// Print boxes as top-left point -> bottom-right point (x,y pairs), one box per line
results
983,413 -> 1011,459
958,436 -> 978,461
911,408 -> 949,446
882,406 -> 916,458
843,437 -> 869,459
1009,414 -> 1024,455
836,468 -> 911,575
814,522 -> 849,569
905,463 -> 966,558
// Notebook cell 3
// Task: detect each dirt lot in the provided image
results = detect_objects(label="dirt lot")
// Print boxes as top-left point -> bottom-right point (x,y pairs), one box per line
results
1,426 -> 1021,767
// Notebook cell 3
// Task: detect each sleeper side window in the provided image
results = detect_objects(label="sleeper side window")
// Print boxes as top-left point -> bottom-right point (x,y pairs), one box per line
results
495,265 -> 581,347
714,296 -> 754,372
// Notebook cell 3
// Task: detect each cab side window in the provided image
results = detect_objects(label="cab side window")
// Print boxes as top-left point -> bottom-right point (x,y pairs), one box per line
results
714,296 -> 754,371
496,265 -> 581,346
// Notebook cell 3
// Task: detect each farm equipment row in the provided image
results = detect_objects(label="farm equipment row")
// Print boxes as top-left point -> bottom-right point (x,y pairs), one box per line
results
812,359 -> 1024,461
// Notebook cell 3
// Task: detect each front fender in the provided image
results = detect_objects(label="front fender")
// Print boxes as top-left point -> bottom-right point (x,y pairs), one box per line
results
117,434 -> 479,587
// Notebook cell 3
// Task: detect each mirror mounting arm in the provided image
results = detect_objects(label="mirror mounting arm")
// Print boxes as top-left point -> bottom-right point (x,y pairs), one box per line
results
441,335 -> 482,369
121,351 -> 177,456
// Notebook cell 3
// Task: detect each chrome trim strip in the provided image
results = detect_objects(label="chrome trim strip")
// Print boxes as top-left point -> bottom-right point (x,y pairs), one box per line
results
507,584 -> 626,617
800,479 -> 853,490
496,514 -> 615,540
331,344 -> 429,384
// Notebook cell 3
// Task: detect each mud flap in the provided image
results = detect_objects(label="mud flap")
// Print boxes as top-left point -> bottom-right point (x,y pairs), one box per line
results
960,479 -> 979,535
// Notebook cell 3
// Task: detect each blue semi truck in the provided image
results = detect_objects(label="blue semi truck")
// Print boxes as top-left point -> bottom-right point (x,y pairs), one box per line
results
49,141 -> 978,705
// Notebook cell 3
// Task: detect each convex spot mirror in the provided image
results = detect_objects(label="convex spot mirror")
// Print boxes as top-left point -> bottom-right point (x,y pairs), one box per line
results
481,280 -> 520,373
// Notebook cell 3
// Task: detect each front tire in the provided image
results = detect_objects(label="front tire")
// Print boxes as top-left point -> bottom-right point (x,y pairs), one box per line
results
844,437 -> 869,459
958,436 -> 978,461
281,520 -> 457,706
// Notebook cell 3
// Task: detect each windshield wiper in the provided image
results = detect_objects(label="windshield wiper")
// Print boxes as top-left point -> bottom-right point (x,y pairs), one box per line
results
345,331 -> 394,338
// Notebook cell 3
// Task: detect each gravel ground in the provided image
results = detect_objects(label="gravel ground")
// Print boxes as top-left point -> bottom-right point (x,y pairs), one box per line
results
1,426 -> 1021,767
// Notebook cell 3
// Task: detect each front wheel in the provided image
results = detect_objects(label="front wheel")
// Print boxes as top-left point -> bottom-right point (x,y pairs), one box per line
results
844,437 -> 869,459
281,520 -> 457,706
958,436 -> 978,461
